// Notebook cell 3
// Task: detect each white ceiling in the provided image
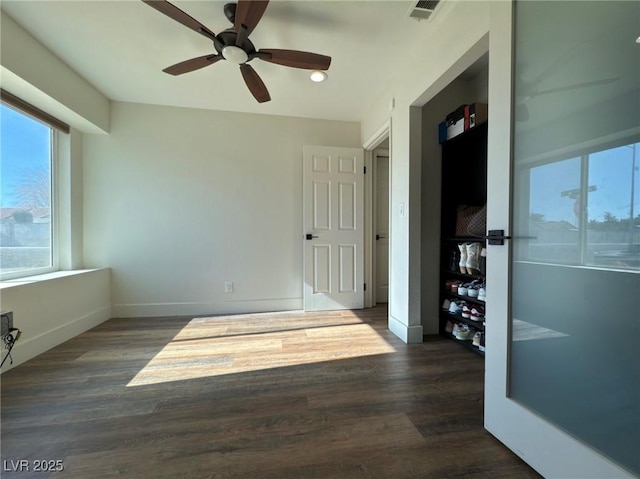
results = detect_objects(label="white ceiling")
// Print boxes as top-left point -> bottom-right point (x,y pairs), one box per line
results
1,0 -> 435,122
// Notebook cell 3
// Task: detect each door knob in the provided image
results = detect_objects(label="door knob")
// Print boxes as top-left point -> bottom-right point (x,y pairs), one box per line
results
306,234 -> 319,240
376,234 -> 387,240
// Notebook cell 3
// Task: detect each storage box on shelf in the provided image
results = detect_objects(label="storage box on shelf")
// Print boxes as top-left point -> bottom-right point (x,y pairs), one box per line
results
438,102 -> 488,143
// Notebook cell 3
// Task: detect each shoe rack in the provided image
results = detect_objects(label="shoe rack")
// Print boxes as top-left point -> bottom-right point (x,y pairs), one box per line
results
439,122 -> 488,356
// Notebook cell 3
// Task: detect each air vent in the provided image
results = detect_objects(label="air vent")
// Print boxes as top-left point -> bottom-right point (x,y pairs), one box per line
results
407,0 -> 442,21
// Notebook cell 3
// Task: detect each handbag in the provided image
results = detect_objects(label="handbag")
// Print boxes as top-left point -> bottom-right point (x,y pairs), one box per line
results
455,204 -> 483,236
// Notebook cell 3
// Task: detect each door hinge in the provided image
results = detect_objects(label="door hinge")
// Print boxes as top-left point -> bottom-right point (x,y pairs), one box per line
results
364,166 -> 367,174
364,283 -> 367,291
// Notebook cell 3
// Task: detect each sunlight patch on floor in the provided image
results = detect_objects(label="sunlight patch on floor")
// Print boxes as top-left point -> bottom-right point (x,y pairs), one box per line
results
127,313 -> 396,387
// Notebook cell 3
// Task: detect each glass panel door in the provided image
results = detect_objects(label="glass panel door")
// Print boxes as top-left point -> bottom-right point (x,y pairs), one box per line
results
510,1 -> 640,475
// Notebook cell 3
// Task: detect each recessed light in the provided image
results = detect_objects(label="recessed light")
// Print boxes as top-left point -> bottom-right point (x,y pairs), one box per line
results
636,36 -> 640,44
310,71 -> 328,82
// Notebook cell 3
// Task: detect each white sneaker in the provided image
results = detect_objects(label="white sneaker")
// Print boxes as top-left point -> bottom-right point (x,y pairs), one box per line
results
449,301 -> 462,315
458,243 -> 468,274
478,287 -> 486,302
451,322 -> 462,337
472,331 -> 482,347
465,242 -> 481,274
442,299 -> 451,310
470,306 -> 484,322
454,324 -> 474,340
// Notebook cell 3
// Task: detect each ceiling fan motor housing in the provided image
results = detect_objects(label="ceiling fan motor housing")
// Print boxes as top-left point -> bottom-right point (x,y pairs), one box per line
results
215,29 -> 257,63
223,3 -> 236,23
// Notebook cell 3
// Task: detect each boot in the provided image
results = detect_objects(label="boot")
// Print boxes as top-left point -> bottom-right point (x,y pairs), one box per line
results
458,243 -> 468,274
465,242 -> 481,275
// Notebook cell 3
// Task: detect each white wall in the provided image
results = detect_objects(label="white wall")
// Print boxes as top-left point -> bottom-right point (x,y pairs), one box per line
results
0,269 -> 111,372
0,12 -> 110,134
361,1 -> 491,342
83,102 -> 361,317
1,13 -> 112,372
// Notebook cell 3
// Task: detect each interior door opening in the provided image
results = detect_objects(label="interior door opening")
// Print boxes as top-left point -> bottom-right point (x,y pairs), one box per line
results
373,147 -> 390,304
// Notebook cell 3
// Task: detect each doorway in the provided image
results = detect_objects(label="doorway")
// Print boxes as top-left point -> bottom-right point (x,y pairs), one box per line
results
373,147 -> 389,304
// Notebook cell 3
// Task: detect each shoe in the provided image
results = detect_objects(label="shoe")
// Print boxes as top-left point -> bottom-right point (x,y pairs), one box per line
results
451,282 -> 459,294
472,331 -> 482,347
478,286 -> 486,302
445,320 -> 455,334
441,299 -> 451,310
451,322 -> 462,337
465,242 -> 481,275
457,284 -> 468,296
462,304 -> 471,319
454,324 -> 474,340
470,306 -> 484,322
448,301 -> 462,315
479,332 -> 486,352
467,283 -> 479,298
458,243 -> 468,274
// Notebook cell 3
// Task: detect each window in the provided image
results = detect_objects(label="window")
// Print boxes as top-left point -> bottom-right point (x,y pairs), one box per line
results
0,103 -> 56,279
514,141 -> 640,271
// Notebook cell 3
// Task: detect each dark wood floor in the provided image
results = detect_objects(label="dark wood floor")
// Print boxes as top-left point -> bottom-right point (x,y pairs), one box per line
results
1,305 -> 540,478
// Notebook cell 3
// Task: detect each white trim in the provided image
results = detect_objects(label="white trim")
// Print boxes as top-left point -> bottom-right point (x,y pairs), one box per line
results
388,314 -> 423,344
112,298 -> 304,318
363,119 -> 391,150
1,305 -> 111,372
0,268 -> 105,289
363,122 -> 391,313
364,149 -> 374,308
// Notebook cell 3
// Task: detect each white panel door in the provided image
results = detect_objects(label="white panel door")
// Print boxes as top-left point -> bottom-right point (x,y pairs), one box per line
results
303,146 -> 364,311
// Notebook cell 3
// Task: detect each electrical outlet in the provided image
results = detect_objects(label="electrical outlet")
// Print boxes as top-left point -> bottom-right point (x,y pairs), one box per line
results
1,311 -> 14,337
224,281 -> 233,293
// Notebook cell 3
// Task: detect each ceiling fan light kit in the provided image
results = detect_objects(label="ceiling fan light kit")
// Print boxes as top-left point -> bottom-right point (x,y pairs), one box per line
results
222,46 -> 249,64
142,0 -> 332,103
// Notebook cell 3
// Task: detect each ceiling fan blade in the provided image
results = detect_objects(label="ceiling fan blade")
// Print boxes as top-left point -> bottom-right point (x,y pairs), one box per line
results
234,0 -> 269,35
142,0 -> 217,40
534,77 -> 619,97
236,25 -> 249,47
240,64 -> 271,103
257,49 -> 331,70
162,55 -> 222,76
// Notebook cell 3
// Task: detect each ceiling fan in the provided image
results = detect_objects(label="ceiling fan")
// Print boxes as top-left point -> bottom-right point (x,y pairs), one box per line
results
514,44 -> 618,122
142,0 -> 332,103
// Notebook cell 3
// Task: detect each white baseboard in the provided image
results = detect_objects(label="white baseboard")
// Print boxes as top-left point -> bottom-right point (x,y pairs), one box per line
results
112,298 -> 304,318
1,305 -> 111,372
388,314 -> 424,343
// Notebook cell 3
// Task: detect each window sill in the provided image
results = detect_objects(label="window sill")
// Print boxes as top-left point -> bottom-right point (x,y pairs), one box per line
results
0,269 -> 107,290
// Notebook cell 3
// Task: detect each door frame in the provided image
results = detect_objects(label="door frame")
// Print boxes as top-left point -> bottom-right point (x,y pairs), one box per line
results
372,148 -> 389,304
363,121 -> 391,308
